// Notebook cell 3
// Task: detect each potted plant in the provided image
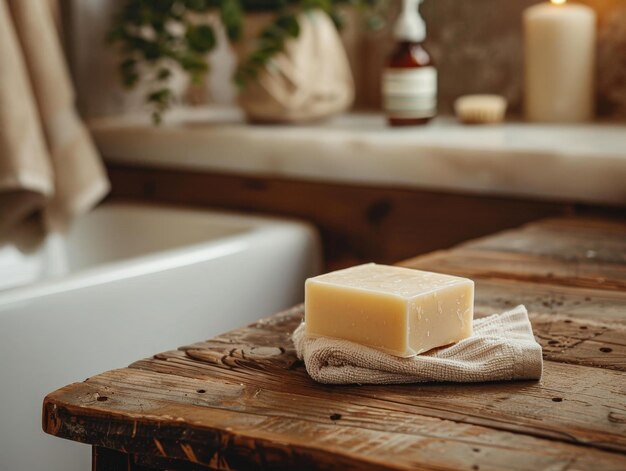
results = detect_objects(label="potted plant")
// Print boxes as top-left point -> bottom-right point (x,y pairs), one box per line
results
107,0 -> 385,124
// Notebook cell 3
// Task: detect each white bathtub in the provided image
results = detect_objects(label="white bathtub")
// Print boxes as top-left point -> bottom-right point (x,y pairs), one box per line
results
0,202 -> 320,471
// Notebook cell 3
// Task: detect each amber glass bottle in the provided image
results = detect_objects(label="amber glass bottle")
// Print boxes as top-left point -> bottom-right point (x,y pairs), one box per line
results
383,0 -> 437,126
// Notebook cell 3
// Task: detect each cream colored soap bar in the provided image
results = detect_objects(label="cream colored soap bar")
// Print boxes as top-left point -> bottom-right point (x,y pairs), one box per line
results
305,263 -> 474,357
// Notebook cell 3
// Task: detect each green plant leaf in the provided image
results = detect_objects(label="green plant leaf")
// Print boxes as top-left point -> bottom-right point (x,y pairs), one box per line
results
177,51 -> 209,73
157,67 -> 171,80
184,0 -> 209,11
185,24 -> 217,53
148,87 -> 171,103
119,59 -> 139,88
107,0 -> 389,124
221,0 -> 243,41
329,9 -> 344,29
275,14 -> 299,37
153,0 -> 177,14
152,111 -> 163,125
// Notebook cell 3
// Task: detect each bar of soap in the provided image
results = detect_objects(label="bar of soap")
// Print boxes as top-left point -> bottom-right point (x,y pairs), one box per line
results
305,263 -> 474,357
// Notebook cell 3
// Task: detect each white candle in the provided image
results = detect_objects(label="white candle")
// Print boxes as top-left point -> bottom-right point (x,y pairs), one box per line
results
524,0 -> 596,122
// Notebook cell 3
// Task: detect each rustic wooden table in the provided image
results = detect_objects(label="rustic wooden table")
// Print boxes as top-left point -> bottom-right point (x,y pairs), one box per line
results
43,217 -> 626,470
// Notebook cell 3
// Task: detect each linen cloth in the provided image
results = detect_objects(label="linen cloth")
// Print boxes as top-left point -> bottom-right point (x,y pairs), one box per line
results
0,0 -> 109,235
293,305 -> 543,385
236,10 -> 354,123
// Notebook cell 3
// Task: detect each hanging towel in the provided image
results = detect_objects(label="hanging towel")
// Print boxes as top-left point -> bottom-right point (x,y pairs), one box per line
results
0,0 -> 109,235
293,305 -> 543,385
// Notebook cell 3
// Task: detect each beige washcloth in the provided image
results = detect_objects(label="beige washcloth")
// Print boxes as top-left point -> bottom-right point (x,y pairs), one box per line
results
293,305 -> 543,385
0,0 -> 109,234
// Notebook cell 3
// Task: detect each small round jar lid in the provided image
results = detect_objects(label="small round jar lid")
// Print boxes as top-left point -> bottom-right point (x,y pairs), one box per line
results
454,95 -> 508,124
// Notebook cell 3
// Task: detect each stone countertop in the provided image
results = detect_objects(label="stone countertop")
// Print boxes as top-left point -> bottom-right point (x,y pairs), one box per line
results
89,107 -> 626,206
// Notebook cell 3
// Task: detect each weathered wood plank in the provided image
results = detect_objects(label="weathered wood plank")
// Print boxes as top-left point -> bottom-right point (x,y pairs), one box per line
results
399,216 -> 626,292
468,278 -> 626,324
403,248 -> 626,291
44,378 -> 626,471
127,340 -> 626,454
528,314 -> 626,369
459,218 -> 626,266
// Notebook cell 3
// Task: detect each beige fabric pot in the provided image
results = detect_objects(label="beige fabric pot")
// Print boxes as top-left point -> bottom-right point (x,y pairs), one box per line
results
235,9 -> 354,123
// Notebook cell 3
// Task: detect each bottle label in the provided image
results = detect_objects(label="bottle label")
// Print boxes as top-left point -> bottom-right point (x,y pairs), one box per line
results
383,67 -> 437,119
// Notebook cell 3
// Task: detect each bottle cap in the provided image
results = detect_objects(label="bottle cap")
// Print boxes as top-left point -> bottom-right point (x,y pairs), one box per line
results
394,0 -> 426,42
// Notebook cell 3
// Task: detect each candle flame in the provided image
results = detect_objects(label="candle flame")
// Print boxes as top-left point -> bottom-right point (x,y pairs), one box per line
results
551,0 -> 566,4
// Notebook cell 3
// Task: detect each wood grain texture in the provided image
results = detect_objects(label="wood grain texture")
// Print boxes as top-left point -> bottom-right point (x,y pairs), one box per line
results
46,376 -> 626,471
121,309 -> 626,452
403,217 -> 626,291
43,217 -> 626,470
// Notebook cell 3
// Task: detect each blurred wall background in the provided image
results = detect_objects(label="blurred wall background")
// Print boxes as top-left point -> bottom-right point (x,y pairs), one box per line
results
64,0 -> 626,119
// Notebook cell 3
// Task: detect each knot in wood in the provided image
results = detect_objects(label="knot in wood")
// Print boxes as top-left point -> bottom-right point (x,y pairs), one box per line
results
241,346 -> 284,359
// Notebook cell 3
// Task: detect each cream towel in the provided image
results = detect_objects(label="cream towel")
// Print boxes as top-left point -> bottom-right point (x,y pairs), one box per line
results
0,0 -> 109,234
293,305 -> 543,385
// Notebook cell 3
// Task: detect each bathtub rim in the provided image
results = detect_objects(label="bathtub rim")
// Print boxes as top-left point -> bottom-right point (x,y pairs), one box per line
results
0,202 -> 319,310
